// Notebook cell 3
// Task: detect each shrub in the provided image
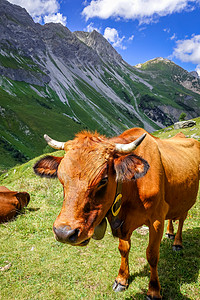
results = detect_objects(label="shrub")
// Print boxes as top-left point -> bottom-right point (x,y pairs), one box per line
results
179,112 -> 186,121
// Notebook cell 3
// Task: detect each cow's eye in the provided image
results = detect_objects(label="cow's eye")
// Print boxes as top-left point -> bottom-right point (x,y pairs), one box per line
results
98,177 -> 108,189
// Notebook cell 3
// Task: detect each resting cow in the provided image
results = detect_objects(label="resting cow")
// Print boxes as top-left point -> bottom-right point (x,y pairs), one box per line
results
0,186 -> 30,223
33,128 -> 200,299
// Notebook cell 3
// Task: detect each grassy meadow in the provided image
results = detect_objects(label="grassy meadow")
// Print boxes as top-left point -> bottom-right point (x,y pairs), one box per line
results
0,121 -> 200,300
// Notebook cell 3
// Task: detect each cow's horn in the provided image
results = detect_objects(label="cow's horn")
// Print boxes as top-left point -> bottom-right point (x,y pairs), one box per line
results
115,133 -> 147,153
44,134 -> 65,150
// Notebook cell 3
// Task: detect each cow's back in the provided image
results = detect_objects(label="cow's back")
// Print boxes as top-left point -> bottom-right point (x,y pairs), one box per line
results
0,186 -> 11,192
157,136 -> 200,219
115,129 -> 199,220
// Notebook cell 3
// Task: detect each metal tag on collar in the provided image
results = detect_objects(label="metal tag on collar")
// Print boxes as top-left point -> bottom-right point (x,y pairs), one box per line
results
111,193 -> 122,216
111,183 -> 122,217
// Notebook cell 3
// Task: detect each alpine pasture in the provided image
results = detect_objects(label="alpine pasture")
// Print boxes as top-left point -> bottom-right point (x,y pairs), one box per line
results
0,121 -> 199,300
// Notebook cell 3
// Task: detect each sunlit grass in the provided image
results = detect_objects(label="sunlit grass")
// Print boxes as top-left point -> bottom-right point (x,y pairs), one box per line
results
0,137 -> 199,299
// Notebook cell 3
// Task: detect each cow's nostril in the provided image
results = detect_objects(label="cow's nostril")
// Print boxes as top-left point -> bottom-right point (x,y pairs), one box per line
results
53,226 -> 79,244
68,228 -> 79,243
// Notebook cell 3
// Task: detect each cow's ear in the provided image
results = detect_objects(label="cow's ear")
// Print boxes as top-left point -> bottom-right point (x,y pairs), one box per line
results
33,155 -> 63,178
114,154 -> 149,182
15,192 -> 30,209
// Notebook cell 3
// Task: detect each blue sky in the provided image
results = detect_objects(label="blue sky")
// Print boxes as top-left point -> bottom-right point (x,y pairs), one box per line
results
8,0 -> 200,74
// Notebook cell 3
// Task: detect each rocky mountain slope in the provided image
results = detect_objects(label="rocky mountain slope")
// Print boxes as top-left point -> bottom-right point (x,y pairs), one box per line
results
0,0 -> 200,170
134,57 -> 200,125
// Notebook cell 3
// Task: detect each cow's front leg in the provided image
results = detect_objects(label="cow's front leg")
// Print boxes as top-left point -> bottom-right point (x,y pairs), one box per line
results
146,220 -> 164,300
113,238 -> 131,292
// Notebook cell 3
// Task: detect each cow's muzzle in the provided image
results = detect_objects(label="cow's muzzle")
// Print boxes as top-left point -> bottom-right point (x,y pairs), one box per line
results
53,225 -> 90,246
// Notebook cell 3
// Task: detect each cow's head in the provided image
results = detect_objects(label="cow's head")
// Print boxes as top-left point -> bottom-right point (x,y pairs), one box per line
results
34,131 -> 149,246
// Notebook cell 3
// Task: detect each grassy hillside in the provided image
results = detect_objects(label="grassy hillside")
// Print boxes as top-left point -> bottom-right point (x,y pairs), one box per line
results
0,72 -> 144,172
0,81 -> 83,171
134,59 -> 200,125
0,124 -> 199,299
152,116 -> 200,140
1,55 -> 200,173
1,53 -> 200,173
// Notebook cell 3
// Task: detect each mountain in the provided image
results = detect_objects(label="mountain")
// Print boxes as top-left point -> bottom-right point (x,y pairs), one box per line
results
134,57 -> 200,125
74,30 -> 123,62
0,0 -> 200,170
190,71 -> 199,79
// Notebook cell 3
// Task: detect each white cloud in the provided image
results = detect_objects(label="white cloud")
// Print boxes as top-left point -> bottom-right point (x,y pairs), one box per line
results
82,0 -> 197,23
173,35 -> 200,64
172,35 -> 200,75
128,34 -> 135,41
104,27 -> 126,49
195,65 -> 200,76
8,0 -> 67,25
44,13 -> 67,26
34,16 -> 42,23
84,22 -> 101,32
170,33 -> 176,40
163,28 -> 170,33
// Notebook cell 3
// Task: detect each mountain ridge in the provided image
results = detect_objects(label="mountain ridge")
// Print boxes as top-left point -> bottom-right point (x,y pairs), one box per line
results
74,30 -> 123,63
0,0 -> 200,170
135,57 -> 200,94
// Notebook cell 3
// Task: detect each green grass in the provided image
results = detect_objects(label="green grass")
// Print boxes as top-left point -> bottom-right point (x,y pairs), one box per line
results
0,53 -> 45,74
152,116 -> 200,141
0,126 -> 199,299
0,80 -> 83,170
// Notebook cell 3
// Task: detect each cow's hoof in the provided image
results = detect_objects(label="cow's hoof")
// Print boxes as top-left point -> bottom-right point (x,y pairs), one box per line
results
112,280 -> 127,292
172,245 -> 183,251
165,233 -> 175,240
146,295 -> 162,300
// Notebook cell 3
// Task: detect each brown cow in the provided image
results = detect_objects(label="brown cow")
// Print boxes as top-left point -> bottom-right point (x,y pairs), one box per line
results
0,186 -> 30,223
33,128 -> 200,299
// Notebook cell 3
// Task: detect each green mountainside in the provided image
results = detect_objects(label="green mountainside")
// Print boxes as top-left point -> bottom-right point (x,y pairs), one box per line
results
134,57 -> 200,126
0,0 -> 200,171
